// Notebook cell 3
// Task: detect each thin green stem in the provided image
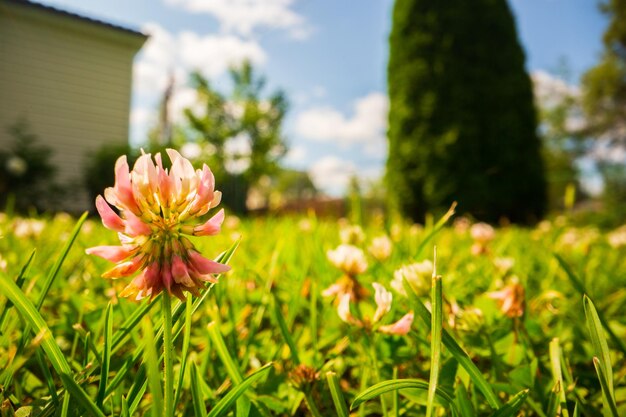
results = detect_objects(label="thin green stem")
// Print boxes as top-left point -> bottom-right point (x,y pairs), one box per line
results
162,292 -> 174,417
365,333 -> 388,417
304,392 -> 324,417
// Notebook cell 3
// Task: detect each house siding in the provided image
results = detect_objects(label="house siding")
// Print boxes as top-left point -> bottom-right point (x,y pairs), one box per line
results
0,2 -> 145,212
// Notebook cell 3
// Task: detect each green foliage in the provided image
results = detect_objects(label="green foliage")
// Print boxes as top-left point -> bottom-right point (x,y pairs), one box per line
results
1,212 -> 626,415
83,143 -> 140,204
183,61 -> 288,214
534,66 -> 587,211
582,0 -> 626,135
386,0 -> 547,223
0,119 -> 61,212
581,0 -> 626,225
273,169 -> 318,201
599,162 -> 626,224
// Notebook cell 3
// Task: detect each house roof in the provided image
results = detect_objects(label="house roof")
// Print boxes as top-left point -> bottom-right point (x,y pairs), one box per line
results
4,0 -> 147,39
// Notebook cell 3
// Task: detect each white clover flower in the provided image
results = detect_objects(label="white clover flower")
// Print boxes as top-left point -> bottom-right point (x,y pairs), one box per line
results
391,260 -> 433,296
327,244 -> 368,276
368,235 -> 392,261
339,224 -> 365,245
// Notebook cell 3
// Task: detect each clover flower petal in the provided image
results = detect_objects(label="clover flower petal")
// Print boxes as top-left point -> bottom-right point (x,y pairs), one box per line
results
87,149 -> 231,301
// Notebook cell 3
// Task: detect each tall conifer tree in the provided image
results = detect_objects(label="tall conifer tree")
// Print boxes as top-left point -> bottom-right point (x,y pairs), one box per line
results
386,0 -> 546,223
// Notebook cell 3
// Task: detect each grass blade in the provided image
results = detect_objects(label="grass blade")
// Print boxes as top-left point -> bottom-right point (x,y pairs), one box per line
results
426,252 -> 443,417
555,254 -> 626,356
455,383 -> 476,417
207,363 -> 273,417
549,338 -> 569,417
583,295 -> 613,395
58,374 -> 107,417
592,357 -> 619,417
35,348 -> 58,405
141,317 -> 163,417
207,322 -> 243,384
207,321 -> 251,416
96,302 -> 113,408
175,295 -> 193,406
272,294 -> 301,366
490,389 -> 529,417
403,279 -> 501,409
326,371 -> 350,417
351,379 -> 455,410
120,395 -> 130,417
111,296 -> 159,354
0,271 -> 105,417
0,249 -> 35,330
60,389 -> 71,417
190,362 -> 207,417
415,203 -> 456,258
36,212 -> 88,310
546,382 -> 561,417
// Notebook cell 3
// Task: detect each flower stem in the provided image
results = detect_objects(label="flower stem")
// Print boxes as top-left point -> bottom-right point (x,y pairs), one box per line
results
304,392 -> 324,417
162,292 -> 174,417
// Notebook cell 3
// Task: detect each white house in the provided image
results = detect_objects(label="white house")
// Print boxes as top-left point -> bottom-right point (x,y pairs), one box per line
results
0,0 -> 147,211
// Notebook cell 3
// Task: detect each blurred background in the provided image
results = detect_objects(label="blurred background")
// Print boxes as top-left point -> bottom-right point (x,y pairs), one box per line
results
0,0 -> 623,226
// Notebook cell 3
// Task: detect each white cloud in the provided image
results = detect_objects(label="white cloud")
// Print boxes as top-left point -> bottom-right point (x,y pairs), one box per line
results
309,156 -> 357,196
177,31 -> 267,76
295,92 -> 389,155
131,23 -> 267,141
134,23 -> 267,94
223,133 -> 252,174
531,70 -> 579,108
163,0 -> 311,39
130,107 -> 154,127
168,86 -> 199,124
284,145 -> 307,164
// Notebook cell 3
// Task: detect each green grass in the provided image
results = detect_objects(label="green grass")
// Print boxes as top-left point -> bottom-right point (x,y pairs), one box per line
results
0,212 -> 625,416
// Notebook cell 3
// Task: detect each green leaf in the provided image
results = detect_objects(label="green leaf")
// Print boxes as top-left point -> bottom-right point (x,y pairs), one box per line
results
490,389 -> 529,417
35,348 -> 58,405
427,268 -> 443,417
207,363 -> 273,417
141,318 -> 163,417
593,357 -> 619,417
207,321 -> 251,416
583,295 -> 613,395
0,271 -> 105,417
555,254 -> 626,356
97,302 -> 113,408
272,294 -> 301,365
36,212 -> 88,310
326,372 -> 349,417
207,322 -> 243,384
546,381 -> 561,417
351,379 -> 455,411
175,295 -> 194,406
548,338 -> 570,417
403,279 -> 501,409
454,383 -> 476,417
190,362 -> 207,417
415,203 -> 456,258
120,395 -> 130,417
0,249 -> 35,330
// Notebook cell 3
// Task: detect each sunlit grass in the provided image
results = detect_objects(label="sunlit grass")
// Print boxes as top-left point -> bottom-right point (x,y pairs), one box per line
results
0,211 -> 625,416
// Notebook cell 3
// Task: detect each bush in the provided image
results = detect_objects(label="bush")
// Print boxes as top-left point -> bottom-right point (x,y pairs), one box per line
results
84,143 -> 139,205
0,120 -> 61,212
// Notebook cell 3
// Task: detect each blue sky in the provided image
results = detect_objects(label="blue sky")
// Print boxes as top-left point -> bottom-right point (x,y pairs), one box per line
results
38,0 -> 607,195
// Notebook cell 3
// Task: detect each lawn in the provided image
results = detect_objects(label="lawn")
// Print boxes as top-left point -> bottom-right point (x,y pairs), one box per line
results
0,210 -> 625,416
